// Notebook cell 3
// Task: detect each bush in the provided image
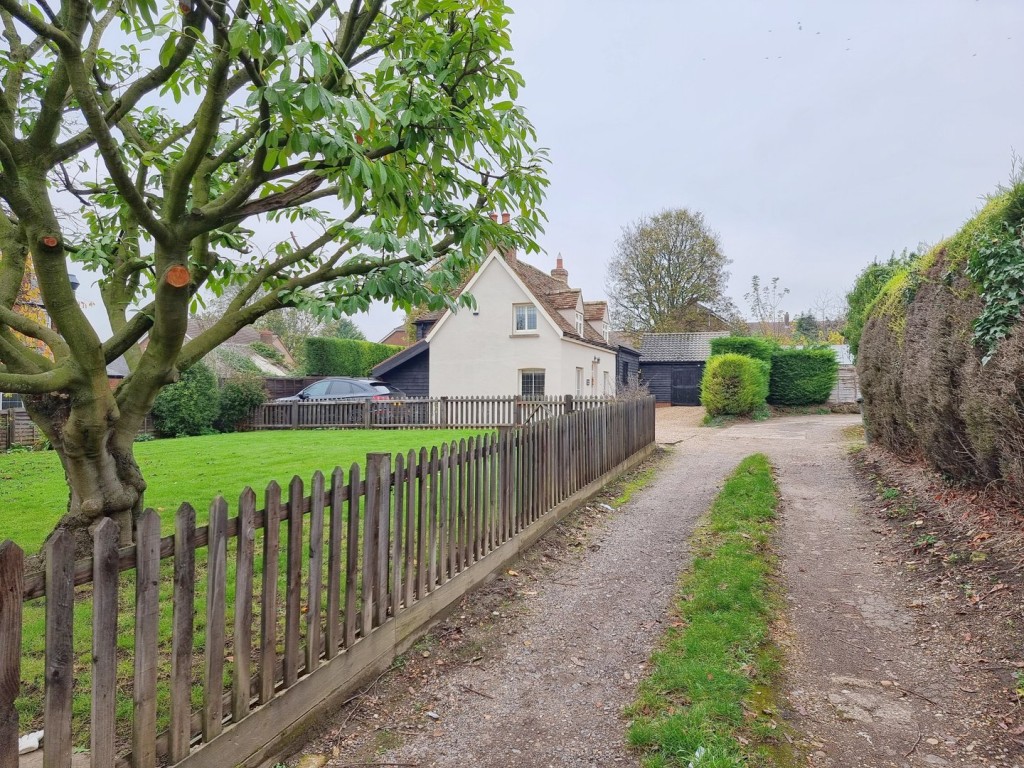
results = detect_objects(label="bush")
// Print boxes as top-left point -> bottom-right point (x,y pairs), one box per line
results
152,361 -> 220,437
304,337 -> 401,376
700,353 -> 770,416
709,336 -> 777,364
215,374 -> 267,433
768,348 -> 838,406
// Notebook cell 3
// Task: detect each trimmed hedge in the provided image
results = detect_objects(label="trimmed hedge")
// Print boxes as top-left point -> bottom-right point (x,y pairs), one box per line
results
304,337 -> 402,376
700,353 -> 770,416
768,348 -> 838,406
151,361 -> 220,437
709,335 -> 777,364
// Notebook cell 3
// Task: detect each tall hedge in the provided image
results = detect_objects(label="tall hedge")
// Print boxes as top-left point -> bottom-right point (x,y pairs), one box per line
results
700,353 -> 770,416
304,337 -> 402,376
709,335 -> 777,364
858,181 -> 1024,498
768,348 -> 838,406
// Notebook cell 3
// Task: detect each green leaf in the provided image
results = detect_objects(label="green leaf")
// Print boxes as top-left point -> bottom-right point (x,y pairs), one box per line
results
158,35 -> 177,67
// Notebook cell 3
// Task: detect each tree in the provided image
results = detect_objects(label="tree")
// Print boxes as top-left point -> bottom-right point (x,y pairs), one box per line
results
0,0 -> 547,550
606,208 -> 731,333
844,251 -> 914,356
745,275 -> 790,339
334,317 -> 366,340
255,305 -> 329,369
793,312 -> 819,339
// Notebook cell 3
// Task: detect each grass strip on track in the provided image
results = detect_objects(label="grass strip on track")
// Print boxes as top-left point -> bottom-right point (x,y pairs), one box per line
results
627,453 -> 788,768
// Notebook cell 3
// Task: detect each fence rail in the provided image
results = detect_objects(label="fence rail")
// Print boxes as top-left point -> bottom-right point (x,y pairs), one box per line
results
0,396 -> 655,768
252,394 -> 613,431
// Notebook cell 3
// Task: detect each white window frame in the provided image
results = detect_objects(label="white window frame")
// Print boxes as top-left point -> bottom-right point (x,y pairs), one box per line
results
520,368 -> 546,399
513,303 -> 538,333
575,367 -> 584,397
574,311 -> 584,336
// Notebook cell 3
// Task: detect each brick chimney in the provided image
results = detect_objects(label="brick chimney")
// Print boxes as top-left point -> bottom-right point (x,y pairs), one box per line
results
550,255 -> 569,284
497,211 -> 516,264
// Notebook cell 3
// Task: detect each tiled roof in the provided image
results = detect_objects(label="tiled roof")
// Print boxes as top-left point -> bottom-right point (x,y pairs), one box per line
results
505,257 -> 615,349
583,301 -> 607,321
547,290 -> 581,310
373,339 -> 428,376
639,332 -> 729,362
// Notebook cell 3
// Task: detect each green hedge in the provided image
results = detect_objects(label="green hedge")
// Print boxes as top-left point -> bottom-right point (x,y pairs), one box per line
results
709,336 -> 777,364
152,361 -> 220,437
214,374 -> 267,433
768,348 -> 838,406
700,353 -> 770,416
304,337 -> 402,376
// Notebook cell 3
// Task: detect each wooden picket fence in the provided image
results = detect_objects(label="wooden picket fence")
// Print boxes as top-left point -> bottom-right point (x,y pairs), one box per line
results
0,396 -> 655,768
0,408 -> 40,451
252,394 -> 613,431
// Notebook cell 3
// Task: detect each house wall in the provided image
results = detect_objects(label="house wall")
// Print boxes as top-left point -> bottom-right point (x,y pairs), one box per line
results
428,258 -> 615,397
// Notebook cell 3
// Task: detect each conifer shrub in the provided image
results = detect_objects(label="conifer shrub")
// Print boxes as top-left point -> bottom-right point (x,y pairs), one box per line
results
709,335 -> 777,364
700,353 -> 770,416
768,348 -> 838,406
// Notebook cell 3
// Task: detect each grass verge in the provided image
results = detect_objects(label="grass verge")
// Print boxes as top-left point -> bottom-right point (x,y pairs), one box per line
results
626,453 -> 790,767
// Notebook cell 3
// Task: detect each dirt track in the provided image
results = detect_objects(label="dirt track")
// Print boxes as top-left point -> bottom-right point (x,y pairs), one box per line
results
286,409 -> 1020,768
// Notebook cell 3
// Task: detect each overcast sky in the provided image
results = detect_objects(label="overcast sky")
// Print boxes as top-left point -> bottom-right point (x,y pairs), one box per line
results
356,0 -> 1024,339
75,1 -> 1024,341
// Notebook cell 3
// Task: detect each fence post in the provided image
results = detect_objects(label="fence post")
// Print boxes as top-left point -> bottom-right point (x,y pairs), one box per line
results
564,394 -> 574,414
290,400 -> 299,429
513,395 -> 522,425
363,399 -> 372,429
0,541 -> 24,768
440,396 -> 449,428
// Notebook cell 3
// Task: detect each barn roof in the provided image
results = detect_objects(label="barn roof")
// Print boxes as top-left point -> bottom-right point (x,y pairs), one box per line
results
639,331 -> 729,362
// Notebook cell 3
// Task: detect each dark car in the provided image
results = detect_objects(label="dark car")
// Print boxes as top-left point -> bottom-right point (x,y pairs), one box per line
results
275,378 -> 406,403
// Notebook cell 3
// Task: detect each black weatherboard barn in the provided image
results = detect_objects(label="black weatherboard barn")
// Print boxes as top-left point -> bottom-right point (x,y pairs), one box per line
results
639,332 -> 728,406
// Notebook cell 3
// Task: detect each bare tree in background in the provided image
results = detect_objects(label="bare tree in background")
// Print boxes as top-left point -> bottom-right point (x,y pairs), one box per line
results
606,208 -> 732,333
745,276 -> 790,339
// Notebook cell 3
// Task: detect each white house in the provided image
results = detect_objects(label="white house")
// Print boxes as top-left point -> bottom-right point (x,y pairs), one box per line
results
372,246 -> 632,399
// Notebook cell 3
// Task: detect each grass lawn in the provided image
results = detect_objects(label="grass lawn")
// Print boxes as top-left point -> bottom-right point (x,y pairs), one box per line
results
626,454 -> 791,767
3,427 -> 483,750
1,428 -> 483,552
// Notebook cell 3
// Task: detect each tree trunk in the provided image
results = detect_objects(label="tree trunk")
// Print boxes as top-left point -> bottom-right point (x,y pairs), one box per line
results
28,389 -> 147,556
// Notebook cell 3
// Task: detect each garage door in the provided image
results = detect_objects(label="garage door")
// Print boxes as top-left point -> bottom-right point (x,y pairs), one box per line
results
670,364 -> 703,406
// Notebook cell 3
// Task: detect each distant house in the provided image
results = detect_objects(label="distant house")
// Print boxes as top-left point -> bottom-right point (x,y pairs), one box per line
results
378,326 -> 412,348
746,313 -> 793,339
638,332 -> 729,405
373,246 -> 634,399
138,319 -> 295,377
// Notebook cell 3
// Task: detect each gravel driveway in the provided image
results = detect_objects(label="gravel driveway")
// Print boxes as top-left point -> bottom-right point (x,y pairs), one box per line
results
366,410 -> 854,767
293,408 -> 1002,768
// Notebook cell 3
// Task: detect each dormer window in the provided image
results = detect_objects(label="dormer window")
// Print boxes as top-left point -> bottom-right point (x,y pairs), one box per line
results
514,303 -> 538,333
603,326 -> 610,342
575,311 -> 584,336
